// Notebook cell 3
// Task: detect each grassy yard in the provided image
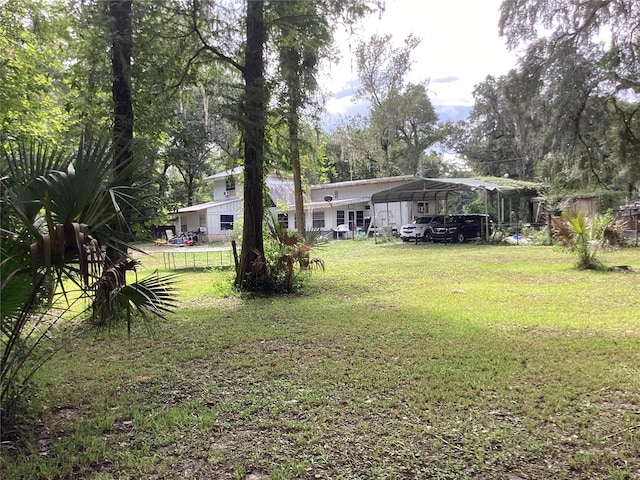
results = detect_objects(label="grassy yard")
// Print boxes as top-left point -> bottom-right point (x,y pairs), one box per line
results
2,240 -> 640,479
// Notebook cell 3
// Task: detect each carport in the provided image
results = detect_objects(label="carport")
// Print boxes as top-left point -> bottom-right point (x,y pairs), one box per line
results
370,177 -> 524,242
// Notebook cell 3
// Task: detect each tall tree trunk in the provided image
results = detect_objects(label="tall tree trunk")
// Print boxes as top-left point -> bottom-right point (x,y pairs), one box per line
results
235,0 -> 267,289
187,172 -> 195,206
381,132 -> 390,176
110,0 -> 133,179
108,0 -> 133,269
291,114 -> 306,236
283,47 -> 306,236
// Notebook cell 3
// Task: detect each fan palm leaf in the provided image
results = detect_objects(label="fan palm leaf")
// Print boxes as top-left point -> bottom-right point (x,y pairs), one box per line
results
1,136 -> 179,439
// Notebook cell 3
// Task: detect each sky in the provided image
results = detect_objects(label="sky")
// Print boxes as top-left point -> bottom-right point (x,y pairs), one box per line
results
320,0 -> 519,126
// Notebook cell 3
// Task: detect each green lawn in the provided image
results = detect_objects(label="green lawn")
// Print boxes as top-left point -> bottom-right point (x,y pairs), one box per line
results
3,240 -> 640,479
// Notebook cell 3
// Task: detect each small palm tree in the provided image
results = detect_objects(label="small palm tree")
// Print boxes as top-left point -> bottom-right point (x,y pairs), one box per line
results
1,137 -> 177,439
250,216 -> 325,293
562,210 -> 604,270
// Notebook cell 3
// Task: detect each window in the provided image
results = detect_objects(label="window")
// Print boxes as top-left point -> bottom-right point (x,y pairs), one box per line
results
225,176 -> 235,192
417,202 -> 428,213
199,215 -> 206,227
336,210 -> 345,226
220,214 -> 234,230
277,213 -> 288,228
312,211 -> 325,228
356,210 -> 364,228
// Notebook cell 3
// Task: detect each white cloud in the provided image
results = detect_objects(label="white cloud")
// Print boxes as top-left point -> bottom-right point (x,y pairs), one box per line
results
322,0 -> 518,119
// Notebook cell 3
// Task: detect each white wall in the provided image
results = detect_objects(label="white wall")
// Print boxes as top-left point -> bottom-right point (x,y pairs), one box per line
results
310,177 -> 413,202
211,175 -> 241,201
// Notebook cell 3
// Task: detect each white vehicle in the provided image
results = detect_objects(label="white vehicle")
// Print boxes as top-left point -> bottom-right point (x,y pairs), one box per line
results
399,215 -> 443,242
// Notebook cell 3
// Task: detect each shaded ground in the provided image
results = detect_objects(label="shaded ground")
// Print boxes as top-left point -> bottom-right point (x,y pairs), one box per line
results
3,242 -> 640,479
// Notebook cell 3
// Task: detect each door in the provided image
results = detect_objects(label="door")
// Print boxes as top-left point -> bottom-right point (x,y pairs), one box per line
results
348,211 -> 355,233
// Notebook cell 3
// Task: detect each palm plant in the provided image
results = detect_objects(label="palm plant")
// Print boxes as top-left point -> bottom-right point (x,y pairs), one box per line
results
562,210 -> 604,270
1,138 -> 178,439
250,216 -> 325,293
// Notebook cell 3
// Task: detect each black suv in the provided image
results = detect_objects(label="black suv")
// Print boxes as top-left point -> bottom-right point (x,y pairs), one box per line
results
429,214 -> 490,243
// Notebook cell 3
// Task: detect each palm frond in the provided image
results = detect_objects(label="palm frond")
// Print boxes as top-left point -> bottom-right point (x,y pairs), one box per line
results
120,273 -> 180,318
1,140 -> 72,224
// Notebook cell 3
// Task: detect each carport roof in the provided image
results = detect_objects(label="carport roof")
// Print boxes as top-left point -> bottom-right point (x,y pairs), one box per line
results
370,177 -> 539,203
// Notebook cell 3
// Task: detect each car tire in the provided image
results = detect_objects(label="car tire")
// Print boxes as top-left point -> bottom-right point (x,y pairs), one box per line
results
423,231 -> 431,242
456,232 -> 465,243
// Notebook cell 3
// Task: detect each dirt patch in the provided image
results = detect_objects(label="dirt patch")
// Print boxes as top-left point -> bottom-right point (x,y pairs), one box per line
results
34,406 -> 84,457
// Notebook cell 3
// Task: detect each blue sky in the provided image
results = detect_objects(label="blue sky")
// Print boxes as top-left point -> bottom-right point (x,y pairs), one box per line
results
320,0 -> 518,126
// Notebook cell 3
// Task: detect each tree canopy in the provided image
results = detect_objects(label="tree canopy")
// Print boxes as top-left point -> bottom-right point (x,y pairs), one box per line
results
453,0 -> 640,195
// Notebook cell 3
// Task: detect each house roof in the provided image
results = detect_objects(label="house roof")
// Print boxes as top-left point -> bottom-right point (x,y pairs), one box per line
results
371,177 -> 541,204
266,176 -> 296,205
310,175 -> 415,191
175,199 -> 238,214
204,166 -> 243,182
